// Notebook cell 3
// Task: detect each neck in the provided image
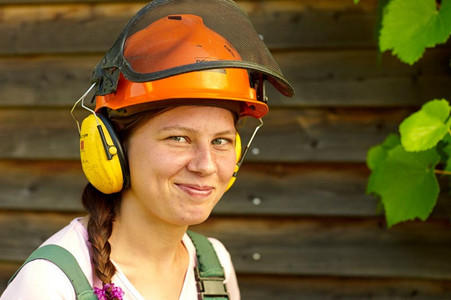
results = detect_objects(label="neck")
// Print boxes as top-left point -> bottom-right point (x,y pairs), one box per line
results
108,194 -> 188,269
106,193 -> 190,299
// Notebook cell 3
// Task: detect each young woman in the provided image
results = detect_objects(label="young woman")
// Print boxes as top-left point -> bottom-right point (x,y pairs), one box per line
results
1,0 -> 293,299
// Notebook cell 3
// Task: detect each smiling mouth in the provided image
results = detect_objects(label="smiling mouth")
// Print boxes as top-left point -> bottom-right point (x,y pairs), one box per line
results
175,184 -> 214,198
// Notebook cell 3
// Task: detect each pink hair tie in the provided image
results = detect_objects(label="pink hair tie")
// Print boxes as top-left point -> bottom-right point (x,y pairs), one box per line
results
94,283 -> 125,300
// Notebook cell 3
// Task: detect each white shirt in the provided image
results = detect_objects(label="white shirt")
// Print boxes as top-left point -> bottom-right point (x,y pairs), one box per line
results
1,218 -> 240,299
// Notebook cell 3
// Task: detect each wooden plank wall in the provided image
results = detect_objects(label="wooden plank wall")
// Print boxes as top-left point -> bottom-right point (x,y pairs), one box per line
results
1,0 -> 451,299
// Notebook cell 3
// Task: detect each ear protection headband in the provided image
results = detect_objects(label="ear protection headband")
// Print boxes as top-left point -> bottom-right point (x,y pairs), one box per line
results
72,85 -> 263,194
226,118 -> 263,191
71,84 -> 128,194
81,113 -> 241,194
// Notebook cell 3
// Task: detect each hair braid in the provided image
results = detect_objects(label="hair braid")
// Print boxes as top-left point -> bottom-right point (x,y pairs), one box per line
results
80,109 -> 162,299
82,183 -> 120,298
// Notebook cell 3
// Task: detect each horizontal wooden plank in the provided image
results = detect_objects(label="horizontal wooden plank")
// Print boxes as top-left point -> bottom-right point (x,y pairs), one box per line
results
0,160 -> 86,211
0,212 -> 77,261
194,218 -> 451,280
0,107 -> 408,162
0,0 -> 377,6
270,49 -> 451,107
0,262 -> 20,294
222,163 -> 451,218
244,107 -> 408,162
1,272 -> 451,300
1,49 -> 450,108
2,268 -> 451,300
0,4 -> 137,54
238,275 -> 451,300
2,212 -> 451,280
0,161 -> 379,215
0,0 -> 143,3
2,160 -> 450,218
0,1 -> 378,55
0,108 -> 82,160
0,56 -> 96,107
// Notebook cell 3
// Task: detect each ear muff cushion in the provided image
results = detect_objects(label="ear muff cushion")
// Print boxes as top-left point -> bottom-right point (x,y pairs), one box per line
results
98,114 -> 130,187
235,133 -> 242,163
79,114 -> 128,194
226,133 -> 242,191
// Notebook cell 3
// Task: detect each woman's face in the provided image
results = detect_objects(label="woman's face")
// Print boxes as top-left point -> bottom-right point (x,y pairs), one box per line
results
122,105 -> 237,226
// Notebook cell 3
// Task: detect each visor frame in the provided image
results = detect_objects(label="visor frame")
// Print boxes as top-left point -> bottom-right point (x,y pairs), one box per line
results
91,0 -> 294,98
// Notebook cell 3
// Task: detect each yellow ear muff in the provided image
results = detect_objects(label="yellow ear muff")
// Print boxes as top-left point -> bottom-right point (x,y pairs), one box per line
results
226,133 -> 242,191
79,114 -> 127,194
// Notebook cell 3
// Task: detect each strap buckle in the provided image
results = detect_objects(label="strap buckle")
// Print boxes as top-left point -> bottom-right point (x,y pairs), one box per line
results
194,267 -> 229,299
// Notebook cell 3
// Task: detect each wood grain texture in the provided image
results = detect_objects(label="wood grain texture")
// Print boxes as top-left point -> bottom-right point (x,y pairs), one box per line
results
193,217 -> 451,280
0,107 -> 410,161
238,275 -> 451,300
0,160 -> 86,211
271,49 -> 451,107
0,262 -> 20,294
2,213 -> 451,280
1,0 -> 451,297
1,160 -> 450,218
3,268 -> 451,299
0,1 -> 378,55
0,161 -> 378,215
1,49 -> 450,108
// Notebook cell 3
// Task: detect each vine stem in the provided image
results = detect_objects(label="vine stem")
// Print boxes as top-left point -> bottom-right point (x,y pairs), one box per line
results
435,169 -> 451,176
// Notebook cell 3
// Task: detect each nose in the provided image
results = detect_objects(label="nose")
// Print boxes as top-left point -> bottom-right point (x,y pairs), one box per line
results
187,142 -> 217,176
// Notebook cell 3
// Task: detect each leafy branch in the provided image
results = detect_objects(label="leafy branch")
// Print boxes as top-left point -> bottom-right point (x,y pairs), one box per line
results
379,0 -> 451,65
367,100 -> 451,227
354,0 -> 451,226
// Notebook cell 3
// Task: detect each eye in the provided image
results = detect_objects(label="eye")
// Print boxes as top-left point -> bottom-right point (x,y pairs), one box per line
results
212,138 -> 232,146
169,136 -> 188,143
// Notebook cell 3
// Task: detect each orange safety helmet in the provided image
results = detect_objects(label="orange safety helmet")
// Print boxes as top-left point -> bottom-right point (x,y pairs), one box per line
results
91,0 -> 294,118
76,0 -> 294,194
95,14 -> 268,118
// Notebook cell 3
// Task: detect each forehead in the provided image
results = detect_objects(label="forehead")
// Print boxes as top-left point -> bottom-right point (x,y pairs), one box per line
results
144,105 -> 236,131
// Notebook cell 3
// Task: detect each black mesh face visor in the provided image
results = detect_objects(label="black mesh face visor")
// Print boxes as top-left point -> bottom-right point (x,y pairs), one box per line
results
91,0 -> 294,99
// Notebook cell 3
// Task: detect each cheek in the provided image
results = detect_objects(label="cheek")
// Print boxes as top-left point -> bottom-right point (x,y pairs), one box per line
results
127,140 -> 160,182
128,142 -> 186,182
220,154 -> 238,181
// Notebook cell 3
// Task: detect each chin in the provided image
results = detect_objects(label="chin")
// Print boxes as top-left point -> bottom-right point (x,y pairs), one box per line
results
177,209 -> 213,226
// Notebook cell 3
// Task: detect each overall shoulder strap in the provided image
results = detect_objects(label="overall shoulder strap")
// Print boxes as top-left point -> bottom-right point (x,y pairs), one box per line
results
9,244 -> 97,300
187,230 -> 229,300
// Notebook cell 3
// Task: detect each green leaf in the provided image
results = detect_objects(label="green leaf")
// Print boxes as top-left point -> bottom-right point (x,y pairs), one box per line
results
353,0 -> 360,4
366,134 -> 400,195
367,133 -> 400,170
440,134 -> 451,171
379,0 -> 451,65
399,99 -> 451,152
444,145 -> 451,172
437,132 -> 451,161
369,145 -> 440,227
375,0 -> 391,42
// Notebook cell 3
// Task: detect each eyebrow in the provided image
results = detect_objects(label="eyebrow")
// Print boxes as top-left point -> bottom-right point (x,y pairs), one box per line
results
159,125 -> 236,136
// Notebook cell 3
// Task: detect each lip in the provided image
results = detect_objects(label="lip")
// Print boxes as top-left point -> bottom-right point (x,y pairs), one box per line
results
175,183 -> 214,198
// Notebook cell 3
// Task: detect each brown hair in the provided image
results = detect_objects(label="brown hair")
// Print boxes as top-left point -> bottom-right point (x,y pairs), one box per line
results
81,109 -> 160,299
81,106 -> 237,298
82,184 -> 119,286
